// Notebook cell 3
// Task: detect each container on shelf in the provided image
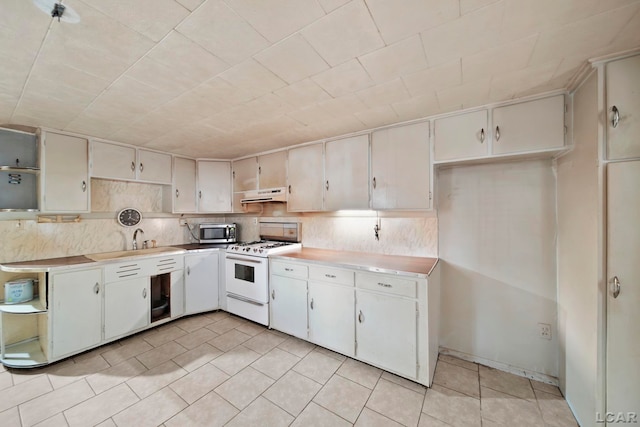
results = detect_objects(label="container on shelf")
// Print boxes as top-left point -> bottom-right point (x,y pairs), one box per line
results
3,278 -> 35,304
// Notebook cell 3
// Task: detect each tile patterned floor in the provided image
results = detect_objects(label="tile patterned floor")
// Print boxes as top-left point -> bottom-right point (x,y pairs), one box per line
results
0,312 -> 578,427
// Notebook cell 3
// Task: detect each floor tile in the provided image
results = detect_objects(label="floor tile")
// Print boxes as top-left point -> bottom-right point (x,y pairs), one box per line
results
169,363 -> 230,404
72,341 -> 121,363
293,350 -> 343,384
86,358 -> 147,395
432,360 -> 479,398
479,365 -> 535,400
421,383 -> 481,427
355,407 -> 403,426
126,361 -> 187,399
278,336 -> 316,358
251,347 -> 301,380
33,413 -> 68,427
173,314 -> 217,333
206,316 -> 245,334
11,368 -> 47,386
0,407 -> 21,427
313,346 -> 347,362
235,321 -> 268,337
314,374 -> 371,422
337,358 -> 383,389
101,338 -> 153,366
203,311 -> 230,322
142,325 -> 187,347
418,413 -> 450,426
112,387 -> 187,427
480,386 -> 544,427
534,389 -> 578,427
215,366 -> 275,410
225,396 -> 294,427
174,327 -> 218,350
291,402 -> 352,427
0,371 -> 13,391
381,371 -> 427,395
136,341 -> 187,369
438,354 -> 479,372
366,378 -> 424,426
63,383 -> 139,427
19,379 -> 94,427
94,419 -> 116,427
531,379 -> 562,397
165,391 -> 238,427
263,370 -> 322,416
209,329 -> 251,352
0,375 -> 53,413
47,355 -> 110,389
211,345 -> 261,376
171,342 -> 223,372
243,331 -> 287,354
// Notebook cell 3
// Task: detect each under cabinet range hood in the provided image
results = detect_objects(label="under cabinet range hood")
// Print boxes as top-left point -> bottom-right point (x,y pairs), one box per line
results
241,187 -> 287,204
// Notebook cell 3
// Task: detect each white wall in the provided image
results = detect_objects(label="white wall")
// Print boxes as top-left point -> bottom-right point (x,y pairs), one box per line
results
557,72 -> 599,426
437,159 -> 558,377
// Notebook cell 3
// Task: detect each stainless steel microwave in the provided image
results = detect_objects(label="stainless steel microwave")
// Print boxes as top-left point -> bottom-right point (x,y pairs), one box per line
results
199,223 -> 237,244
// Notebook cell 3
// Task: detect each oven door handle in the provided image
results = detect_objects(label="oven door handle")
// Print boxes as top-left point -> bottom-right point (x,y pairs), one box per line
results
227,293 -> 265,306
226,256 -> 263,264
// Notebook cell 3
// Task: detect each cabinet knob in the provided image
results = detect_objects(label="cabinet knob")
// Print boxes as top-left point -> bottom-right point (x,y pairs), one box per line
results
142,288 -> 147,298
372,177 -> 376,189
288,185 -> 292,194
310,298 -> 314,310
176,189 -> 179,198
612,276 -> 621,298
131,161 -> 135,172
187,266 -> 190,276
139,162 -> 144,173
93,282 -> 99,294
271,290 -> 275,300
495,126 -> 500,142
358,310 -> 364,323
81,181 -> 86,192
325,180 -> 329,191
480,128 -> 485,143
611,105 -> 620,128
198,190 -> 202,199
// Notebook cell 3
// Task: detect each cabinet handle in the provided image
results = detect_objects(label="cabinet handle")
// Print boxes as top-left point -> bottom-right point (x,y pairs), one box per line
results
358,310 -> 364,323
310,298 -> 314,310
612,276 -> 621,298
142,288 -> 147,298
271,290 -> 275,300
288,184 -> 292,194
372,177 -> 376,189
198,190 -> 202,199
284,267 -> 293,272
325,180 -> 329,191
480,128 -> 485,143
81,181 -> 86,192
139,162 -> 144,173
131,161 -> 135,172
495,126 -> 500,142
93,282 -> 99,294
377,282 -> 392,288
176,189 -> 179,198
258,166 -> 261,174
187,266 -> 190,276
611,105 -> 620,128
325,274 -> 336,279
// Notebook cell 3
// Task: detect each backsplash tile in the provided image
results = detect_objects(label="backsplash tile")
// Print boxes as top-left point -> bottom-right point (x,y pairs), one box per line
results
91,179 -> 164,212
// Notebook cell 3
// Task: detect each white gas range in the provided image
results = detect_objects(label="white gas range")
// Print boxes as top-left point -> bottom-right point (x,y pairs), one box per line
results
225,222 -> 301,325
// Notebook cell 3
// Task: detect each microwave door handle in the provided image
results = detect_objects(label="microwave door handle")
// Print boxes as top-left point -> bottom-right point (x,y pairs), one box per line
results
226,226 -> 230,240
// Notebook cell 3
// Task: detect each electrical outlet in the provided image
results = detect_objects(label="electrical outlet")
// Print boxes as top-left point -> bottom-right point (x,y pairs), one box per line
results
538,323 -> 552,340
179,218 -> 188,226
253,218 -> 258,225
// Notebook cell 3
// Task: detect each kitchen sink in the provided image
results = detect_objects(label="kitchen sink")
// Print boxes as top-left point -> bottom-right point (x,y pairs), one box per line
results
86,247 -> 185,261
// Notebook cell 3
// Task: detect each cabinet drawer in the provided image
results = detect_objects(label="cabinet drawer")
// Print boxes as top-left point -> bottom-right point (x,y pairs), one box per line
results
271,261 -> 308,279
153,256 -> 183,274
105,261 -> 148,282
356,273 -> 417,298
309,265 -> 354,286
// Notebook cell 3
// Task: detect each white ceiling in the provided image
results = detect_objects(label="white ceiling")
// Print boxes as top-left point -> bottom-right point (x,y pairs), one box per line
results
1,0 -> 639,159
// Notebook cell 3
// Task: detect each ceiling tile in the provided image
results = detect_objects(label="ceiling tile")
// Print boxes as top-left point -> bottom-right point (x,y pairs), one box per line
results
308,115 -> 366,137
255,34 -> 330,84
273,79 -> 332,108
108,113 -> 183,144
87,76 -> 175,117
13,95 -> 87,128
78,0 -> 189,42
318,95 -> 368,118
26,60 -> 110,96
301,0 -> 384,66
219,59 -> 288,99
317,0 -> 351,13
311,59 -> 375,97
420,1 -> 506,67
354,104 -> 399,127
198,78 -> 255,107
359,35 -> 429,83
488,60 -> 561,101
461,34 -> 538,83
245,94 -> 296,122
232,115 -> 303,142
365,0 -> 460,45
606,5 -> 640,52
287,104 -> 336,125
460,0 -> 502,15
174,0 -> 206,12
356,79 -> 411,108
126,57 -> 201,98
205,105 -> 258,132
402,59 -> 461,97
226,0 -> 325,43
177,0 -> 269,65
391,91 -> 439,121
436,77 -> 491,109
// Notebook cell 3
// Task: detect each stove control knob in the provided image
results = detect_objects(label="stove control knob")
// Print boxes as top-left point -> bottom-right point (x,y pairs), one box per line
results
253,248 -> 258,252
259,249 -> 264,253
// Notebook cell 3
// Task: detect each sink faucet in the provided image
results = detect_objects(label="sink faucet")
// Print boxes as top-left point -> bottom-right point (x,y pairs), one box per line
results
132,228 -> 144,250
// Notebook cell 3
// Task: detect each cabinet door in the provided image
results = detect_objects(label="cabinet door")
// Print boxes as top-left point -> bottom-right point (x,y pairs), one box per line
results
270,275 -> 308,339
371,121 -> 431,210
492,95 -> 565,155
138,149 -> 172,184
42,132 -> 89,212
198,161 -> 232,212
51,268 -> 102,359
185,252 -> 219,315
91,141 -> 136,181
308,281 -> 355,356
287,143 -> 324,212
258,151 -> 287,189
324,135 -> 369,210
104,277 -> 150,340
606,55 -> 640,160
174,157 -> 197,213
232,157 -> 258,192
356,290 -> 417,379
434,110 -> 488,161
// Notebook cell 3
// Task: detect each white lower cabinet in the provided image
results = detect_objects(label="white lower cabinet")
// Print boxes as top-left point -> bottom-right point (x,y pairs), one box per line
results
270,274 -> 308,339
308,281 -> 355,356
185,251 -> 219,315
104,277 -> 150,340
50,268 -> 102,359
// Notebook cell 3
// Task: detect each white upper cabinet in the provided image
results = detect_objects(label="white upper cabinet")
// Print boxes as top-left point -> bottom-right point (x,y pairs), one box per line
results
434,110 -> 488,161
138,149 -> 172,184
324,134 -> 370,211
197,160 -> 232,213
91,141 -> 136,181
173,157 -> 197,213
42,132 -> 90,213
287,143 -> 324,212
232,157 -> 258,192
606,54 -> 640,160
371,121 -> 431,210
491,95 -> 565,155
258,151 -> 287,189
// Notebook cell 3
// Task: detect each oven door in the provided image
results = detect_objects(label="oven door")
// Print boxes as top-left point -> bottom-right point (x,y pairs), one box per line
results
225,253 -> 269,303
